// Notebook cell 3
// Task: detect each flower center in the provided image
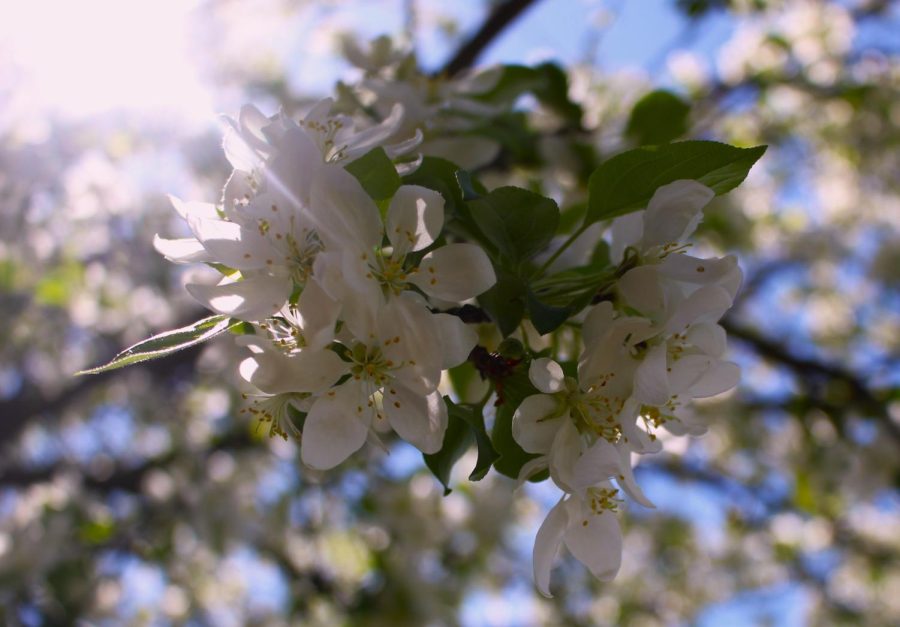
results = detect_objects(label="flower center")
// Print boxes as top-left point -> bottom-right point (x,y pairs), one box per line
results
586,486 -> 622,514
298,116 -> 349,163
365,250 -> 416,297
564,377 -> 626,444
241,392 -> 308,440
349,342 -> 398,386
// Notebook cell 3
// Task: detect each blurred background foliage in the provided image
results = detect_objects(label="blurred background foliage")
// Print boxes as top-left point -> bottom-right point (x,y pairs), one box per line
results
0,0 -> 898,625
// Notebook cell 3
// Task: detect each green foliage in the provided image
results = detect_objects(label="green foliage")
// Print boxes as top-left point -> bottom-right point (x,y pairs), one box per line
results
468,186 -> 559,264
345,147 -> 401,215
402,156 -> 466,217
526,289 -> 573,335
76,315 -> 239,375
490,360 -> 543,480
424,399 -> 498,495
626,89 -> 691,145
475,62 -> 583,126
456,402 -> 499,481
455,170 -> 486,201
478,269 -> 527,337
584,140 -> 767,226
35,260 -> 84,307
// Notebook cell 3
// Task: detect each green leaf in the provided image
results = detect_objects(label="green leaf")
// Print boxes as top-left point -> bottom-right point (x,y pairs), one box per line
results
76,315 -> 238,375
477,269 -> 527,337
447,360 -> 486,404
345,147 -> 401,215
531,62 -> 583,126
491,361 -> 542,480
402,156 -> 465,217
625,89 -> 691,145
589,239 -> 611,267
557,201 -> 587,235
526,290 -> 573,335
468,186 -> 559,263
424,399 -> 474,495
473,65 -> 544,105
466,111 -> 540,166
455,170 -> 485,201
452,401 -> 499,482
475,63 -> 583,126
584,140 -> 767,226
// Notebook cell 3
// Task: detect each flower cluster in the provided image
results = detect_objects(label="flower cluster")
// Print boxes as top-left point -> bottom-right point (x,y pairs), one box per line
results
136,58 -> 759,597
513,180 -> 742,595
155,101 -> 496,469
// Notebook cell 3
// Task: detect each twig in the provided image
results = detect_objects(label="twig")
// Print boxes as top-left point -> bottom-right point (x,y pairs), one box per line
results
439,0 -> 540,76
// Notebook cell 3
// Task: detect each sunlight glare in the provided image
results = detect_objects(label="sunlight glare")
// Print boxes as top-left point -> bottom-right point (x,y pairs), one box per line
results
1,0 -> 213,121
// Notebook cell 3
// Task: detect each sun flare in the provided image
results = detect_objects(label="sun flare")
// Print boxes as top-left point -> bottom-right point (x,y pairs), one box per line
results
1,0 -> 213,121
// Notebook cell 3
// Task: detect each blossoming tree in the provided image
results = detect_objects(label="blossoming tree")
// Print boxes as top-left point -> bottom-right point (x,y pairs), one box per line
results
81,18 -> 765,596
2,0 -> 898,624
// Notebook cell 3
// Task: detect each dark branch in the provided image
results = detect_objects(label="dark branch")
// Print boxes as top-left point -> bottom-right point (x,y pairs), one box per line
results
439,0 -> 539,76
722,318 -> 900,444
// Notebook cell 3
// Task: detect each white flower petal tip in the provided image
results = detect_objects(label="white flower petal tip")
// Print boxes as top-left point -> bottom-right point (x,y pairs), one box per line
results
185,275 -> 289,321
511,394 -> 560,454
301,382 -> 371,470
642,180 -> 715,248
411,243 -> 496,302
533,497 -> 569,598
152,235 -> 212,264
529,358 -> 565,394
386,185 -> 444,256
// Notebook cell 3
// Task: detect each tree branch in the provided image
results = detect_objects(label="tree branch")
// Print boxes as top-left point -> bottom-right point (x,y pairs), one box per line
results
722,318 -> 900,443
439,0 -> 540,76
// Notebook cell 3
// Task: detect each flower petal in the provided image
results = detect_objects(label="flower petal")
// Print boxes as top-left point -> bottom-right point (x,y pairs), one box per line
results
689,360 -> 740,398
240,348 -> 347,395
614,444 -> 655,508
515,455 -> 549,490
433,313 -> 478,369
659,253 -> 739,287
264,125 -> 321,210
309,164 -> 382,251
385,185 -> 444,256
529,358 -> 565,394
293,279 -> 341,350
379,297 -> 442,394
534,496 -> 569,598
618,265 -> 665,317
548,420 -> 583,493
571,438 -> 621,492
668,354 -> 713,395
186,216 -> 274,270
582,302 -> 615,348
641,180 -> 714,248
186,275 -> 290,321
686,322 -> 727,358
301,381 -> 371,470
153,236 -> 212,264
340,103 -> 406,162
411,243 -> 496,302
386,387 -> 447,454
512,394 -> 562,454
562,499 -> 622,582
610,212 -> 643,263
168,196 -> 219,221
633,344 -> 670,406
664,285 -> 733,334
